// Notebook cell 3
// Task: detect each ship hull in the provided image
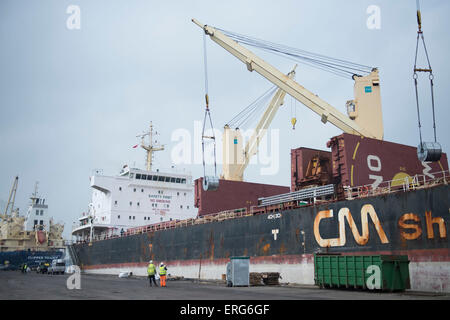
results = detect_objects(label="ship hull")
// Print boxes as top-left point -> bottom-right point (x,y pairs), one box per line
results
0,250 -> 64,270
72,184 -> 449,292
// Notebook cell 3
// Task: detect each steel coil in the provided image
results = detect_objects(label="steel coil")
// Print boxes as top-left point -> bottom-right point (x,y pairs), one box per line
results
203,176 -> 219,191
417,142 -> 442,162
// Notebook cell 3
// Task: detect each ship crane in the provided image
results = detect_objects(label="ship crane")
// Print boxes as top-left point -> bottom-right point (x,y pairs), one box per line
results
192,18 -> 384,143
222,65 -> 297,181
1,176 -> 19,220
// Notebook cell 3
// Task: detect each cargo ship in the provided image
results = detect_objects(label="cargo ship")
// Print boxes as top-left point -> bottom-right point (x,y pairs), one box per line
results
70,16 -> 449,293
0,178 -> 65,270
70,131 -> 449,293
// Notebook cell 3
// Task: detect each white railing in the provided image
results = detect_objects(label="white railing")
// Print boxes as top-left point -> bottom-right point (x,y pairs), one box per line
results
73,208 -> 249,244
343,170 -> 448,200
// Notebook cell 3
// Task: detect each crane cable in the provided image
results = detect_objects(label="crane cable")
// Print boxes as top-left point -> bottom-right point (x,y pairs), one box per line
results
413,0 -> 438,150
216,27 -> 374,79
290,95 -> 297,129
201,32 -> 218,179
226,85 -> 278,129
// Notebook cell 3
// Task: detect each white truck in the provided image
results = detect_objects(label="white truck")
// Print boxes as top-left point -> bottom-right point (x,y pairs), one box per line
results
48,259 -> 66,275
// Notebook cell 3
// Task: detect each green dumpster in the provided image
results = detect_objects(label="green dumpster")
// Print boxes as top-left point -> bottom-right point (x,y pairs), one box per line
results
314,254 -> 410,292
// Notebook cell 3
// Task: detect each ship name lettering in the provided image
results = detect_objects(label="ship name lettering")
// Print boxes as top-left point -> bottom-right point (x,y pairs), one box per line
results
367,155 -> 383,189
313,204 -> 389,247
398,211 -> 446,240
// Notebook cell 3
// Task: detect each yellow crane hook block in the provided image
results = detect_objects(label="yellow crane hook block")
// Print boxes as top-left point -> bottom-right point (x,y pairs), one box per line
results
291,117 -> 297,129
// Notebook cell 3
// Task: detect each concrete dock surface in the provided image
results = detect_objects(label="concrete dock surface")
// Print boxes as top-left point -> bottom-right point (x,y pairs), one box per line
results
0,271 -> 448,300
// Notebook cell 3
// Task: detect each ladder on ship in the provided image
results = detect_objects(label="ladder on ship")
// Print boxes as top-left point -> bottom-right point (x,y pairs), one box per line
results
67,243 -> 81,267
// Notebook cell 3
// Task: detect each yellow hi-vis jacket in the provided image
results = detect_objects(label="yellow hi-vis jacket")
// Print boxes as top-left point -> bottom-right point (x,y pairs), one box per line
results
147,263 -> 156,276
159,265 -> 167,276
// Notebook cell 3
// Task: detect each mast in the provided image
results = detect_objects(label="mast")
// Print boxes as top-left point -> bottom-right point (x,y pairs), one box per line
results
30,181 -> 39,205
137,122 -> 165,171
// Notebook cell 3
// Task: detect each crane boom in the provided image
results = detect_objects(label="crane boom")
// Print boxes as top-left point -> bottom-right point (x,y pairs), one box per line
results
2,176 -> 18,218
192,19 -> 383,140
222,66 -> 297,181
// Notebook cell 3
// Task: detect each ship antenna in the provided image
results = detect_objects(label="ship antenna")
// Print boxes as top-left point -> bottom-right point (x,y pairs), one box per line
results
31,181 -> 39,205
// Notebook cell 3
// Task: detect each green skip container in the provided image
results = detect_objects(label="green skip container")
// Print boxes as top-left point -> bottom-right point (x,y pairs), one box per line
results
314,254 -> 411,292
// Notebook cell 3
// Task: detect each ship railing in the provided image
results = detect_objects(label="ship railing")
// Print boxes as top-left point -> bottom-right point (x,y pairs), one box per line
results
92,208 -> 250,241
77,204 -> 294,244
85,208 -> 251,242
344,169 -> 449,200
194,208 -> 249,224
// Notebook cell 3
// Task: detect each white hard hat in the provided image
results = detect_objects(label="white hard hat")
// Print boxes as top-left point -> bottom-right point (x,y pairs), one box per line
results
160,262 -> 164,266
149,260 -> 153,263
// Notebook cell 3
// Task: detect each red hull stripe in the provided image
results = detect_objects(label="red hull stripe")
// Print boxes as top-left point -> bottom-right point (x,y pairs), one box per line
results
82,248 -> 450,270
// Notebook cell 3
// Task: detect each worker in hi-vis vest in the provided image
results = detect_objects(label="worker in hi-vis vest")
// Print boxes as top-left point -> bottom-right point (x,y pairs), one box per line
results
159,262 -> 168,287
147,260 -> 158,287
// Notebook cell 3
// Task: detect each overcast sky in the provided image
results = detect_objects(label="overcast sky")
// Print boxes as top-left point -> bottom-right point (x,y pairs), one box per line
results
1,0 -> 449,239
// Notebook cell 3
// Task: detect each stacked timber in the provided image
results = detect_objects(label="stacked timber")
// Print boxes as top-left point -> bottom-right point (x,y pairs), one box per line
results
261,272 -> 281,285
249,273 -> 264,286
249,272 -> 281,286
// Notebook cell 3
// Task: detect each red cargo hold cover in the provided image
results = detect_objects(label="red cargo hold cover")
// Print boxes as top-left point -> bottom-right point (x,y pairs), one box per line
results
327,133 -> 449,188
194,178 -> 289,216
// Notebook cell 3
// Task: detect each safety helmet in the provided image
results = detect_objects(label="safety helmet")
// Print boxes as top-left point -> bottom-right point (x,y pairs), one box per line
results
160,262 -> 164,266
149,260 -> 153,263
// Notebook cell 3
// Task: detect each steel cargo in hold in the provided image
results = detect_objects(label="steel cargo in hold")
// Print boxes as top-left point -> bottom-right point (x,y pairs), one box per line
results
290,147 -> 333,191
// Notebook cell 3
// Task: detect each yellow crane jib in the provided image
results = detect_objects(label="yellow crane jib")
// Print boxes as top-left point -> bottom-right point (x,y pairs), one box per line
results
221,66 -> 297,181
192,18 -> 384,141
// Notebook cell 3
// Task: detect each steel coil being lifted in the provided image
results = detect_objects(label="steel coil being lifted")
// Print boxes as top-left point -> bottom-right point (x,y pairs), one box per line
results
417,142 -> 442,162
413,1 -> 442,163
203,176 -> 220,191
200,31 -> 220,191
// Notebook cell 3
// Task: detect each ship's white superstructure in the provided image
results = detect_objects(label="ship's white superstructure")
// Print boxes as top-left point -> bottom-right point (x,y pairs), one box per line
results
23,184 -> 50,232
1,178 -> 65,253
72,122 -> 197,242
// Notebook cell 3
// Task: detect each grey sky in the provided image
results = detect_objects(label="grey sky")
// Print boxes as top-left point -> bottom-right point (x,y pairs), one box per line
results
1,0 -> 449,239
